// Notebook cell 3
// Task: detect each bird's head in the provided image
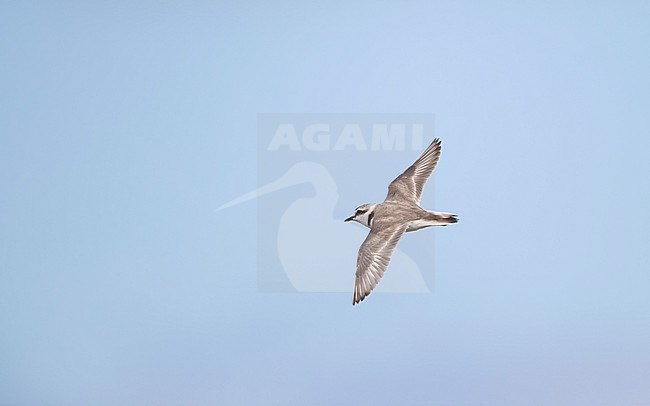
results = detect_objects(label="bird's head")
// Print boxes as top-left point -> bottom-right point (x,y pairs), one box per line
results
344,203 -> 377,228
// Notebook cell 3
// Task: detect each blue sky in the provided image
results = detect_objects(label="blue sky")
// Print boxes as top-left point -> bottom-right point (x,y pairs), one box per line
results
1,2 -> 649,405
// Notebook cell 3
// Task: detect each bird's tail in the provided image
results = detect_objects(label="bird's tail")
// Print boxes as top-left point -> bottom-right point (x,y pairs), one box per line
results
428,211 -> 459,225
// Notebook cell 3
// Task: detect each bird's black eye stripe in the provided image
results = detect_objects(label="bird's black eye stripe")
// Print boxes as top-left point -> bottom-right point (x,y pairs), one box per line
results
356,209 -> 367,215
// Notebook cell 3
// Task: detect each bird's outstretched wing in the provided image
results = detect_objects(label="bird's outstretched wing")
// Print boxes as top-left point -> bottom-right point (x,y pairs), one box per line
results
353,224 -> 407,305
385,138 -> 442,203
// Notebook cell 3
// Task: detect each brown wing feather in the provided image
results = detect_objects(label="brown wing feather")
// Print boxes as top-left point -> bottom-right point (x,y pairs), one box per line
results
353,224 -> 407,305
385,138 -> 442,203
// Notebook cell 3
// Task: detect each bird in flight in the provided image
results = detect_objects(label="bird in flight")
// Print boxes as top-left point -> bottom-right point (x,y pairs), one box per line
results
344,138 -> 458,305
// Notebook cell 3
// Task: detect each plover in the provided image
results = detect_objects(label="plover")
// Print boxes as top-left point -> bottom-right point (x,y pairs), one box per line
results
344,138 -> 458,305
